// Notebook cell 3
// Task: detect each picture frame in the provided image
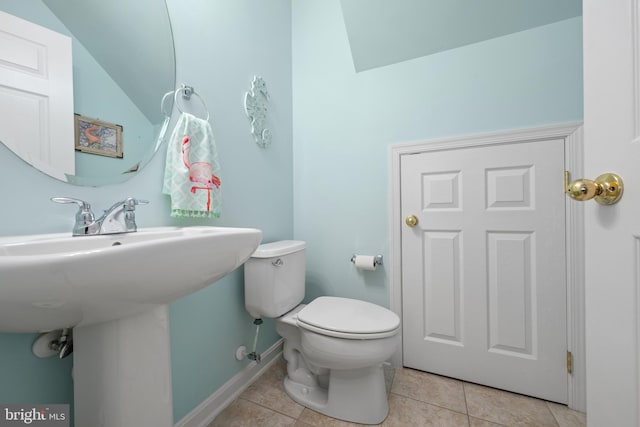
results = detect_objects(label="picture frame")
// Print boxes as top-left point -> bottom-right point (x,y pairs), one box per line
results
74,114 -> 123,158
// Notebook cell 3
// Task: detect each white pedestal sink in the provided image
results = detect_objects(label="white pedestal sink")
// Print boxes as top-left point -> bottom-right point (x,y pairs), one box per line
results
0,226 -> 262,427
74,306 -> 174,426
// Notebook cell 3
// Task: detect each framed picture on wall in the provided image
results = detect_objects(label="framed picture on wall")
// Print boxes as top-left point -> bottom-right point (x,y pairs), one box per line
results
74,114 -> 123,158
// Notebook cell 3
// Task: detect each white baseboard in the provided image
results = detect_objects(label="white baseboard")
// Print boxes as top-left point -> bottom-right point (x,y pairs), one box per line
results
174,339 -> 284,427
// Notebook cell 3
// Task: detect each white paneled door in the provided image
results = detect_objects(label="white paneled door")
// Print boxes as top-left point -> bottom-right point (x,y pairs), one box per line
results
583,1 -> 640,425
401,138 -> 567,403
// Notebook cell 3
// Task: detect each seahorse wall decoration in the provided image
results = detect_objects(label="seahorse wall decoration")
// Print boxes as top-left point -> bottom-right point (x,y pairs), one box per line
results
243,76 -> 272,148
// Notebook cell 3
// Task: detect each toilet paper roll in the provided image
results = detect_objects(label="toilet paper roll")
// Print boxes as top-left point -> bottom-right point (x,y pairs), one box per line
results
353,255 -> 377,271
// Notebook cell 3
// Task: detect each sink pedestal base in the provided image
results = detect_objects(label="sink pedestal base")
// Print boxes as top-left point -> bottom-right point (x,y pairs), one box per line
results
74,305 -> 173,427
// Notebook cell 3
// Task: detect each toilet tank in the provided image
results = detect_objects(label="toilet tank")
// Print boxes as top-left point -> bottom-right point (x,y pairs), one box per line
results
244,240 -> 306,319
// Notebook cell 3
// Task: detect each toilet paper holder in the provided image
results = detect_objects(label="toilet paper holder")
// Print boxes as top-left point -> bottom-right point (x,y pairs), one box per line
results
350,254 -> 383,267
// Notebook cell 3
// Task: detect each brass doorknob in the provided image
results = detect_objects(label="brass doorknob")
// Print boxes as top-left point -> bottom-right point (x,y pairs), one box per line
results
405,215 -> 419,228
565,172 -> 624,205
566,179 -> 599,201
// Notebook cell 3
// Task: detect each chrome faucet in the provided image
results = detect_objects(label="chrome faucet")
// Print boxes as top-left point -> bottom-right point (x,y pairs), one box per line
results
52,197 -> 148,236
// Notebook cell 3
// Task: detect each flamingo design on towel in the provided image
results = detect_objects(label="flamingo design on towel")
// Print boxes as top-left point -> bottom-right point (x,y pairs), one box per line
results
163,112 -> 222,218
181,136 -> 221,212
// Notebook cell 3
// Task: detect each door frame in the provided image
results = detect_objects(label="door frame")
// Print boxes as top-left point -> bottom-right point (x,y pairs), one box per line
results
389,122 -> 585,410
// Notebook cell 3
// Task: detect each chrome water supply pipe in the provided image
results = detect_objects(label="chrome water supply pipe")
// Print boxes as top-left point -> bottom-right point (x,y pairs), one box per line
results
248,318 -> 262,362
235,318 -> 263,362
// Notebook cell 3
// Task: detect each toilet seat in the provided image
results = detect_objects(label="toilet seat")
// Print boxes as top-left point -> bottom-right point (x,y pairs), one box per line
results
296,296 -> 400,340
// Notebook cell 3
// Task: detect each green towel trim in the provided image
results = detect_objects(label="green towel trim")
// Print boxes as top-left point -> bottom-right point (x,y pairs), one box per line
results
170,209 -> 221,218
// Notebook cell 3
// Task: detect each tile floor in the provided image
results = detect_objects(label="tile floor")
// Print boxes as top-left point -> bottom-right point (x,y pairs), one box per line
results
210,357 -> 586,427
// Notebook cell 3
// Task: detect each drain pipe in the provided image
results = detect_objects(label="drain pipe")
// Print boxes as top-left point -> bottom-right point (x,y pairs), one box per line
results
32,328 -> 73,359
235,318 -> 263,363
53,328 -> 74,358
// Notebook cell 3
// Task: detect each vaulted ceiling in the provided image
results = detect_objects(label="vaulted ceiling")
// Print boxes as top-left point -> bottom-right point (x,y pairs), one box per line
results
341,0 -> 582,72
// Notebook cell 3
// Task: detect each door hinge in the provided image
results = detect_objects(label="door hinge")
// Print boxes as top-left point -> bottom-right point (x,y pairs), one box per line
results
567,351 -> 573,375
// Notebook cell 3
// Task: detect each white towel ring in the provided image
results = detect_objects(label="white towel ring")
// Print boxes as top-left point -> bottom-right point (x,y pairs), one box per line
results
174,85 -> 210,121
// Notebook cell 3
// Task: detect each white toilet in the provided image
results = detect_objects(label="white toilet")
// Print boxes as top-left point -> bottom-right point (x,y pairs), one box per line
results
244,240 -> 400,425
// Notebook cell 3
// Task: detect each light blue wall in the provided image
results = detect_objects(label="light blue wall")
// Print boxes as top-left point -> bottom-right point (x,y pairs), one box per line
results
165,0 -> 292,421
291,1 -> 583,307
0,0 -> 291,424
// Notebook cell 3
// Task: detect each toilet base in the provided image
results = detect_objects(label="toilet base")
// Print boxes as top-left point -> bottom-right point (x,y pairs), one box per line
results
283,364 -> 389,425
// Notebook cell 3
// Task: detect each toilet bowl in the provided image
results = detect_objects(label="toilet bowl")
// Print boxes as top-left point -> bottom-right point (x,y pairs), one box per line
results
244,241 -> 400,424
276,297 -> 399,424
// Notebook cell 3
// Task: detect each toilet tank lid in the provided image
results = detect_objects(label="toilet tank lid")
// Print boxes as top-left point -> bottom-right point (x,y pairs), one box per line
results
251,240 -> 306,258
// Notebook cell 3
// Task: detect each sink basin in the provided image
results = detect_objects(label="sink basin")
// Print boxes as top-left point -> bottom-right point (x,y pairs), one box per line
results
0,226 -> 262,332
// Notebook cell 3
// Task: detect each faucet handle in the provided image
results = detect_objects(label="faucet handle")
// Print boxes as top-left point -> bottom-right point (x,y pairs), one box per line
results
51,197 -> 97,235
51,197 -> 92,211
122,198 -> 148,233
124,198 -> 149,211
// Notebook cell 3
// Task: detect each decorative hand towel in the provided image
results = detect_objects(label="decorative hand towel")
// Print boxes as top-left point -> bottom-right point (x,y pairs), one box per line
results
163,112 -> 222,217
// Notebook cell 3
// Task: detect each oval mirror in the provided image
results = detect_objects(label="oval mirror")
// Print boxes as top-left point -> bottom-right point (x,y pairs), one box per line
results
0,0 -> 176,186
